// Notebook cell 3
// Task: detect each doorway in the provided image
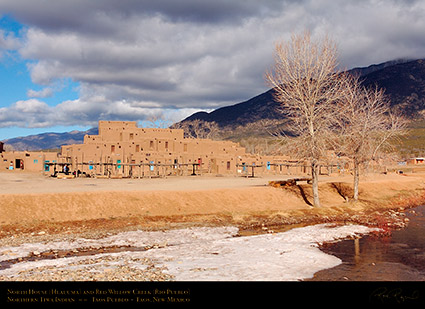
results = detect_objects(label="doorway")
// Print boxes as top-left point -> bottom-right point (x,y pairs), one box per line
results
15,159 -> 23,169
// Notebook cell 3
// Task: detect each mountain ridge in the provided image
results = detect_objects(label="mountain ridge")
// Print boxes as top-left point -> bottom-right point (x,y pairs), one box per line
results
181,58 -> 425,127
2,127 -> 98,151
2,58 -> 425,151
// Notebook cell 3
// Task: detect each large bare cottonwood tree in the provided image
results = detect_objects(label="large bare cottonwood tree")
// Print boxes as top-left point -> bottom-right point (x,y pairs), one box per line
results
265,32 -> 347,207
339,75 -> 407,201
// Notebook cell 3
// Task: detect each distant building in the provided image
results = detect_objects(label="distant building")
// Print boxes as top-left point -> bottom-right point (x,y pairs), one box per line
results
407,157 -> 425,165
0,150 -> 59,172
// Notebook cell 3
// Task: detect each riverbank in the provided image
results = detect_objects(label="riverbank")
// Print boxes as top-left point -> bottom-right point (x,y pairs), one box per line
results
1,171 -> 425,281
0,224 -> 379,281
1,171 -> 425,242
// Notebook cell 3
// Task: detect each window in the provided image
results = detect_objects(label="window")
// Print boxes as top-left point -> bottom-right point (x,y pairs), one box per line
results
184,144 -> 188,152
129,133 -> 134,140
136,145 -> 140,152
111,145 -> 115,153
165,141 -> 169,149
150,141 -> 154,149
227,161 -> 231,170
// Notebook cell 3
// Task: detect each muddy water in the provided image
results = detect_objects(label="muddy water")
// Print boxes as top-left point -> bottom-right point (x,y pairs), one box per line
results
308,205 -> 425,281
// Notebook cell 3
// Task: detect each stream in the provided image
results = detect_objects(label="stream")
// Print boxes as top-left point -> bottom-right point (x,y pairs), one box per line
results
308,205 -> 425,281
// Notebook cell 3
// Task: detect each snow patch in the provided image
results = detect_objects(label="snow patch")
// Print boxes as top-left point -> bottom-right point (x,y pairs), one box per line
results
0,224 -> 377,281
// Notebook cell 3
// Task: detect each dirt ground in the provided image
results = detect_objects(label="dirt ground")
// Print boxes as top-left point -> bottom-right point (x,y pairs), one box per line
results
1,169 -> 425,239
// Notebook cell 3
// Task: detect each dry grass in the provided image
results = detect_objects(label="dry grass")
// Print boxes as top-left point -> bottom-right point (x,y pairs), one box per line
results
1,172 -> 425,238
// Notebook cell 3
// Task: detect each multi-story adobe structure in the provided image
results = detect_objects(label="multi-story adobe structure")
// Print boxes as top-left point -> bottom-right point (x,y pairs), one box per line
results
3,121 -> 352,177
60,121 -> 295,177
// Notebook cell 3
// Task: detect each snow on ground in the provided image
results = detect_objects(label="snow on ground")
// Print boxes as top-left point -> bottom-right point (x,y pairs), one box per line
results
0,224 -> 377,281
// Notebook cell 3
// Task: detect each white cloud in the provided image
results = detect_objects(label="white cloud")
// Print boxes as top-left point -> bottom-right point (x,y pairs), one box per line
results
0,29 -> 22,60
0,0 -> 424,129
14,99 -> 49,113
0,99 -> 51,128
0,29 -> 20,49
0,95 -> 199,129
27,87 -> 53,98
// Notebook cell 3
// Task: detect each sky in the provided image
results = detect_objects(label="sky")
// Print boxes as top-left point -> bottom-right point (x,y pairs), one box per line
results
1,0 -> 425,140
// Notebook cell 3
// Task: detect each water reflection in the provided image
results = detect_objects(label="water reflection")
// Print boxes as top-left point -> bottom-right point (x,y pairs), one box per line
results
309,205 -> 425,281
354,238 -> 360,265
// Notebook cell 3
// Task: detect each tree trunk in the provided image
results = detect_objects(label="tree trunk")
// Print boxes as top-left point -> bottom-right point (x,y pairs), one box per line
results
353,159 -> 360,201
311,161 -> 321,207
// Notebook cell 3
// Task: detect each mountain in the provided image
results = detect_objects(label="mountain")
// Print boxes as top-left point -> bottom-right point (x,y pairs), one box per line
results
2,58 -> 425,151
349,58 -> 413,77
3,127 -> 98,151
360,59 -> 425,115
184,88 -> 279,127
182,58 -> 425,127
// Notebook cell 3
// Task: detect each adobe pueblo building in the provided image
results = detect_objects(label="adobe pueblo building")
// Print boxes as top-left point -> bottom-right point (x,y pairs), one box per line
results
0,140 -> 59,173
1,121 -> 350,178
60,121 -> 296,178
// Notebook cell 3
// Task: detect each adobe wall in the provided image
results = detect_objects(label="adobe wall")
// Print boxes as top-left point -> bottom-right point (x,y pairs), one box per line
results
58,121 -> 306,177
95,120 -> 184,142
0,151 -> 60,172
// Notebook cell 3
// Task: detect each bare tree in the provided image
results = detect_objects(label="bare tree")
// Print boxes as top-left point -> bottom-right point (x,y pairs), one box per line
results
339,75 -> 407,200
146,115 -> 172,129
3,144 -> 15,152
171,119 -> 221,140
265,31 -> 347,207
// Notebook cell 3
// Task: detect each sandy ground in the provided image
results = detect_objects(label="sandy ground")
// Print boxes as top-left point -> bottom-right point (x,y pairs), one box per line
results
0,172 -> 286,194
0,170 -> 425,236
0,170 -> 424,282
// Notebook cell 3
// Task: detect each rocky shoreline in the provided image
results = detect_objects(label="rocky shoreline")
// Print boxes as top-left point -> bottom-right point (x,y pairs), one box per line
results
0,204 -> 417,282
0,224 -> 380,282
1,255 -> 173,281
